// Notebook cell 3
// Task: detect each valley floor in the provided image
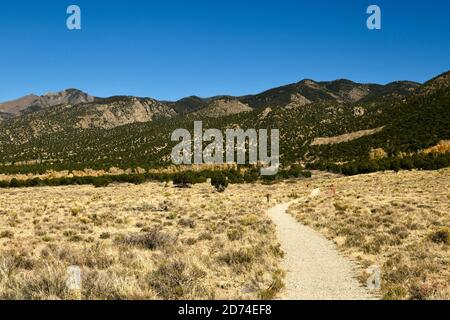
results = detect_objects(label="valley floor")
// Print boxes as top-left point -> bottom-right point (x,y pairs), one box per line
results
0,169 -> 448,300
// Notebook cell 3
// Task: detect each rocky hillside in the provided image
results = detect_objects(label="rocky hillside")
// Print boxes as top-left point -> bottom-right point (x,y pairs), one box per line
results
73,97 -> 177,130
191,98 -> 252,118
419,70 -> 450,94
238,79 -> 420,109
0,76 -> 422,125
0,89 -> 94,118
166,78 -> 420,113
0,71 -> 448,173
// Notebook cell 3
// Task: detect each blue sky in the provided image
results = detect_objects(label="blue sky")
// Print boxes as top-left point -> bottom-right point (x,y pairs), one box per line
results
0,0 -> 449,101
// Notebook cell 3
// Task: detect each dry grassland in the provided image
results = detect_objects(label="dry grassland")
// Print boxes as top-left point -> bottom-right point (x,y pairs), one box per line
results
0,169 -> 448,300
0,181 -> 295,300
288,169 -> 450,300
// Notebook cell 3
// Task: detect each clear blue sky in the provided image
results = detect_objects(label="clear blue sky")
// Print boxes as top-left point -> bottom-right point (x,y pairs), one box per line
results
0,0 -> 449,101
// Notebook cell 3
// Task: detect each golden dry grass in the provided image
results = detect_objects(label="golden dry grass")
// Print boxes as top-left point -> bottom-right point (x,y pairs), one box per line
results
0,181 -> 295,300
288,169 -> 450,300
0,169 -> 449,300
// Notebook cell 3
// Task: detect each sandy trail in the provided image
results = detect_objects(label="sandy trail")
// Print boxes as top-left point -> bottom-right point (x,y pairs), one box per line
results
268,201 -> 374,300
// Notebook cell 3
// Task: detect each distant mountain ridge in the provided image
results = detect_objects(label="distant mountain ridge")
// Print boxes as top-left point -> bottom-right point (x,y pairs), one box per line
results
0,89 -> 94,118
0,77 -> 422,119
0,70 -> 448,173
168,78 -> 421,113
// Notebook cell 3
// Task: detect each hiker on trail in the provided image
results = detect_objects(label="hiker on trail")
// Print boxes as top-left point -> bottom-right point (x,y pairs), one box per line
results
266,194 -> 271,203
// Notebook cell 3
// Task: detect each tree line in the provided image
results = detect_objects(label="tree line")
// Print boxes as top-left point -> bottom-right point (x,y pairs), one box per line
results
0,166 -> 312,190
308,153 -> 450,176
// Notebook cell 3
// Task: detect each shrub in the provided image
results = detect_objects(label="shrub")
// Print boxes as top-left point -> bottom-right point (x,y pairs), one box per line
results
149,260 -> 206,299
29,178 -> 42,187
400,158 -> 414,170
100,232 -> 111,239
240,214 -> 259,226
178,218 -> 196,229
243,168 -> 259,183
93,177 -> 111,188
69,235 -> 83,242
257,269 -> 285,299
128,174 -> 146,185
198,232 -> 213,241
9,178 -> 21,188
211,174 -> 228,192
285,164 -> 306,178
429,228 -> 450,245
42,235 -> 53,242
219,248 -> 256,267
70,207 -> 82,216
172,172 -> 194,188
227,228 -> 243,241
391,158 -> 401,172
261,174 -> 278,184
0,230 -> 14,239
5,261 -> 70,299
301,170 -> 312,178
119,229 -> 175,250
80,244 -> 116,269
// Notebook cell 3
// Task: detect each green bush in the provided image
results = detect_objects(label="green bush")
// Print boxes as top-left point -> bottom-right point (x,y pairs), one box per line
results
9,178 -> 21,188
172,172 -> 194,188
93,177 -> 112,188
243,168 -> 259,183
211,173 -> 228,192
316,153 -> 450,176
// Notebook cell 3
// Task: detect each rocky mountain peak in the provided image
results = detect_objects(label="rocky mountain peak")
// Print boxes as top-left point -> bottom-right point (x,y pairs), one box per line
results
0,89 -> 94,118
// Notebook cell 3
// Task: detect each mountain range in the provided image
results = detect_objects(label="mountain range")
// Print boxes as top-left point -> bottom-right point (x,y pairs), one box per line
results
0,70 -> 448,173
0,77 -> 421,123
0,89 -> 94,119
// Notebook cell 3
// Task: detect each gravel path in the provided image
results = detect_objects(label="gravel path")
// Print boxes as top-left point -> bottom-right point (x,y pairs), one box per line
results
268,201 -> 374,300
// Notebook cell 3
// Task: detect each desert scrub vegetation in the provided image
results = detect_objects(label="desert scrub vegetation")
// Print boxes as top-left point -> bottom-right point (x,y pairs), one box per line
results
0,180 -> 294,300
0,165 -> 311,192
288,169 -> 450,300
0,166 -> 311,190
309,152 -> 450,176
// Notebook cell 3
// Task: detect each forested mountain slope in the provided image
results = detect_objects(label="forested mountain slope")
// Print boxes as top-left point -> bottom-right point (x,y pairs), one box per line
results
0,71 -> 448,174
